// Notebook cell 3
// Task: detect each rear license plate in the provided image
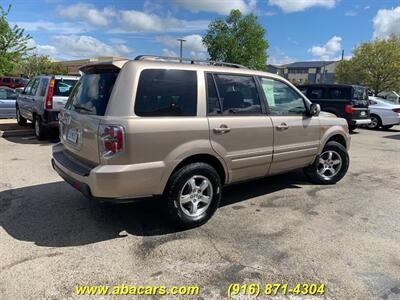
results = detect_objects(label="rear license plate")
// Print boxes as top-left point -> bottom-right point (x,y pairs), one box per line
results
67,128 -> 79,143
361,111 -> 366,116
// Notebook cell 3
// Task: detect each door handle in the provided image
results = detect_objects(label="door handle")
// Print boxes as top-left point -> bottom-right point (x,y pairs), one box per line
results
213,124 -> 231,134
276,123 -> 289,130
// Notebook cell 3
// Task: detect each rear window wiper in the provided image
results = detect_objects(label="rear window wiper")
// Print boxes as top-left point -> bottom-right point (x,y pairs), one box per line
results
73,104 -> 93,112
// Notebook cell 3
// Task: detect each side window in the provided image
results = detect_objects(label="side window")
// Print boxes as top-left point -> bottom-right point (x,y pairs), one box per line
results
39,78 -> 49,96
329,88 -> 350,99
0,89 -> 7,99
24,80 -> 34,95
298,87 -> 308,95
30,79 -> 40,95
308,88 -> 325,99
213,73 -> 262,115
206,73 -> 221,115
3,78 -> 10,84
6,89 -> 17,99
135,69 -> 197,117
259,77 -> 307,116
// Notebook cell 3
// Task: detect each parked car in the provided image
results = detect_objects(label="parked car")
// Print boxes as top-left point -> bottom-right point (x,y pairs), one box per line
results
366,96 -> 400,130
52,56 -> 351,228
298,84 -> 371,131
377,91 -> 400,104
16,75 -> 79,139
0,77 -> 28,89
0,86 -> 18,118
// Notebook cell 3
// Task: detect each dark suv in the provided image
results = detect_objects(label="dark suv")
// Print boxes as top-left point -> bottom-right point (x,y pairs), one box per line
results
298,84 -> 371,131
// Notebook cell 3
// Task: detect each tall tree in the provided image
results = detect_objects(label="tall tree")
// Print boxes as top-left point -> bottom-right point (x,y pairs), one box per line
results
335,36 -> 400,94
0,4 -> 33,75
19,55 -> 68,78
203,9 -> 268,70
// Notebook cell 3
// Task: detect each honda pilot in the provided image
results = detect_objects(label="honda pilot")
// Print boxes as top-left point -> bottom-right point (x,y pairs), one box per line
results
52,56 -> 351,228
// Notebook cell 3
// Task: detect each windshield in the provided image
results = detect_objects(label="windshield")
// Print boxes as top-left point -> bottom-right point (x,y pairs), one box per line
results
65,70 -> 118,116
352,86 -> 368,100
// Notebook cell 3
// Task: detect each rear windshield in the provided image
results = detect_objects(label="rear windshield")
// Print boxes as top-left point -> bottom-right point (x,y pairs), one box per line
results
65,70 -> 118,116
352,86 -> 368,100
54,79 -> 78,97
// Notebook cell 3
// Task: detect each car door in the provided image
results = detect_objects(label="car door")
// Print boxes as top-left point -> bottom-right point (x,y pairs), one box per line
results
258,77 -> 320,175
207,73 -> 274,183
18,79 -> 35,119
0,88 -> 17,118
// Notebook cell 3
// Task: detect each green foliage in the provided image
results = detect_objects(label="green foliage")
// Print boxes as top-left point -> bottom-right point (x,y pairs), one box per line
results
0,4 -> 34,75
335,36 -> 400,94
203,9 -> 268,70
19,55 -> 68,78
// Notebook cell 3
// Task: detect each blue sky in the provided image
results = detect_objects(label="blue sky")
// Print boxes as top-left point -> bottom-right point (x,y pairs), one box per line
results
2,0 -> 400,64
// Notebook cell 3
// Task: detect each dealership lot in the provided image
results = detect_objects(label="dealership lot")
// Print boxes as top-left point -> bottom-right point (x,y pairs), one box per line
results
0,127 -> 399,299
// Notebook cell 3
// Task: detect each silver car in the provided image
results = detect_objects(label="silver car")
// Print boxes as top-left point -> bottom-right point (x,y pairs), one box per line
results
367,97 -> 400,130
0,86 -> 18,118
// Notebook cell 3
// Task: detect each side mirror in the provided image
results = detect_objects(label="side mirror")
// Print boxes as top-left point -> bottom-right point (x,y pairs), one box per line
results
309,103 -> 321,117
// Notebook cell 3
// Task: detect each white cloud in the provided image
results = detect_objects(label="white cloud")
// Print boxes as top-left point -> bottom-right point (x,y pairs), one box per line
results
172,0 -> 256,14
49,35 -> 132,58
308,36 -> 342,60
117,10 -> 209,33
189,51 -> 208,60
268,0 -> 337,13
58,3 -> 116,27
345,10 -> 357,17
27,39 -> 59,56
372,7 -> 400,39
268,47 -> 296,65
12,21 -> 87,34
156,34 -> 206,52
162,48 -> 178,57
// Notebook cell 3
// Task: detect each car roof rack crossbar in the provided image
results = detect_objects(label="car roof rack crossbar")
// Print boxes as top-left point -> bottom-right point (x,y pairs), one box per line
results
134,55 -> 248,69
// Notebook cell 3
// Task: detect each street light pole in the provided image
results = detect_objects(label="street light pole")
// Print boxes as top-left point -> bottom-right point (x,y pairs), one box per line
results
177,38 -> 186,63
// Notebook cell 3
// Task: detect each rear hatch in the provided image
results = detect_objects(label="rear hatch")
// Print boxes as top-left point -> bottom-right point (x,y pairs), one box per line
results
59,64 -> 120,165
351,86 -> 369,119
52,78 -> 79,110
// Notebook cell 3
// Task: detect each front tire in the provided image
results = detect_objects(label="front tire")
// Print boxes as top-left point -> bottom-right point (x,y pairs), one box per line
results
304,141 -> 349,185
16,106 -> 27,126
164,163 -> 222,228
34,115 -> 46,140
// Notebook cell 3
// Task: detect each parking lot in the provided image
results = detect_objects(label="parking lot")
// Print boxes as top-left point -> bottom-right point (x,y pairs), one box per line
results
0,126 -> 399,299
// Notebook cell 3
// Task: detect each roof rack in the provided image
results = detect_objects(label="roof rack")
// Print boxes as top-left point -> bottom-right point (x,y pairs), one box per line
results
134,55 -> 248,69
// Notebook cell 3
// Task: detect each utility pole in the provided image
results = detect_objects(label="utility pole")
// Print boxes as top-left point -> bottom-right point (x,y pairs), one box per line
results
177,38 -> 186,63
341,49 -> 344,60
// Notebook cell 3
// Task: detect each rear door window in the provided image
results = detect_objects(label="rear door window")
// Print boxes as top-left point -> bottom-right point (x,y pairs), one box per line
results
308,87 -> 325,99
65,70 -> 118,116
54,79 -> 78,97
212,73 -> 262,115
39,78 -> 49,96
135,69 -> 197,117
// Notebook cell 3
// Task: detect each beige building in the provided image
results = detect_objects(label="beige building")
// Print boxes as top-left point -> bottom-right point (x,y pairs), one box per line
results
57,56 -> 128,75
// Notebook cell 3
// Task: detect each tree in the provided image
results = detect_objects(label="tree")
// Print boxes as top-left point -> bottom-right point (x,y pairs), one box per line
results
0,5 -> 34,75
335,36 -> 400,94
19,55 -> 68,78
203,9 -> 268,70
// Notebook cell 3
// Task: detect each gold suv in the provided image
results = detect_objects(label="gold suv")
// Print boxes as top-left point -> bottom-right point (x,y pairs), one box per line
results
52,56 -> 351,228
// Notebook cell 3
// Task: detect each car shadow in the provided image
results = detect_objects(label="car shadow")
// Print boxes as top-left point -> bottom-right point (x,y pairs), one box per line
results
3,135 -> 60,145
0,170 -> 309,248
383,134 -> 400,141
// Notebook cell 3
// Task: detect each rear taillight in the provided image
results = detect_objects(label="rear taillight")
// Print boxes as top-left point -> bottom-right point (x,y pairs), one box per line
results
45,79 -> 55,109
99,125 -> 124,158
392,108 -> 400,113
345,104 -> 354,114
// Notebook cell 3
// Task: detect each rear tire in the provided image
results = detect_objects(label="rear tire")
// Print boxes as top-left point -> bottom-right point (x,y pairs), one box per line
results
16,106 -> 27,126
34,115 -> 46,140
367,114 -> 381,130
304,141 -> 349,185
164,163 -> 222,228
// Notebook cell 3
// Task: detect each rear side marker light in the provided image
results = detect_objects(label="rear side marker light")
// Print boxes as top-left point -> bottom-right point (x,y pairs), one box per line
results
392,108 -> 400,113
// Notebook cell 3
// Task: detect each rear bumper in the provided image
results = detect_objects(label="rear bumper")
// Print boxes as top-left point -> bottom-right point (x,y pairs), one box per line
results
42,110 -> 60,127
51,143 -> 166,201
353,118 -> 371,125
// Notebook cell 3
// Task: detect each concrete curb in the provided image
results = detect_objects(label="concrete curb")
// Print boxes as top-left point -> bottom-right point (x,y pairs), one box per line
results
0,129 -> 34,137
